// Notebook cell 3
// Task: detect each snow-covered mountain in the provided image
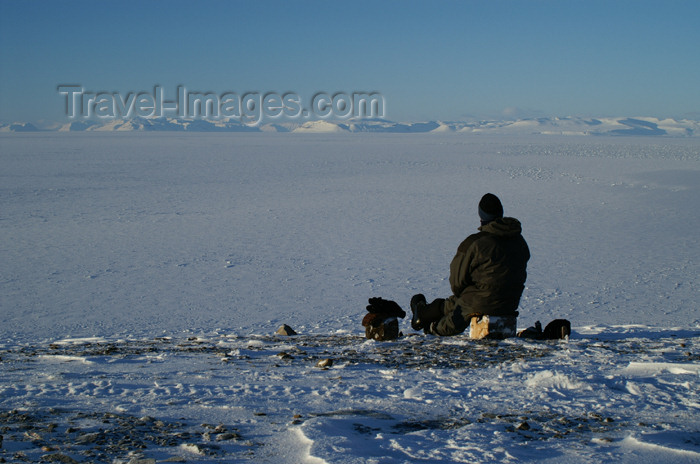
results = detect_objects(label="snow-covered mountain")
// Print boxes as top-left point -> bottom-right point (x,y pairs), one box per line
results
1,116 -> 699,136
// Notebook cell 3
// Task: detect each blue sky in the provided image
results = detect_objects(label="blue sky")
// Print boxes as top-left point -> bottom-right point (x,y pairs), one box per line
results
1,0 -> 698,124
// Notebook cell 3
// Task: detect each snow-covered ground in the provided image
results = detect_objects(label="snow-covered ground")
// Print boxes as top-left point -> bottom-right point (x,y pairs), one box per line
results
1,133 -> 699,463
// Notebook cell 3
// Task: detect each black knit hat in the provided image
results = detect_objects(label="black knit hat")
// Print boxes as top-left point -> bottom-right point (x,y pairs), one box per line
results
478,193 -> 503,223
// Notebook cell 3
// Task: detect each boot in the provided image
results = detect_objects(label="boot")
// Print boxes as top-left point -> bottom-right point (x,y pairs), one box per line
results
543,319 -> 571,339
410,294 -> 427,330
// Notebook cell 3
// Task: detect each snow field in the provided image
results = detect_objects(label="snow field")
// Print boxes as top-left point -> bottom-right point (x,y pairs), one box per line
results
2,133 -> 698,341
1,332 -> 697,463
1,132 -> 699,462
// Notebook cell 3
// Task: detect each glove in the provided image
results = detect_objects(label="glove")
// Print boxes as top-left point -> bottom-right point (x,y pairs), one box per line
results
366,297 -> 406,319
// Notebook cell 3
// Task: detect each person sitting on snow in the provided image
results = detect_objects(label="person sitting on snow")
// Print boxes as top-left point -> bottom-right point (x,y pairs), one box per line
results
410,193 -> 530,337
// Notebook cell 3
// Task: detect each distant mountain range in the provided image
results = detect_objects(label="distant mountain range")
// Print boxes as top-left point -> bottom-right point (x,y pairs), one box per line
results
2,116 -> 699,136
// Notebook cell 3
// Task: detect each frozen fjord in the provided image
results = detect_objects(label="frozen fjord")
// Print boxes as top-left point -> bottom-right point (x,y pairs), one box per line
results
0,132 -> 699,463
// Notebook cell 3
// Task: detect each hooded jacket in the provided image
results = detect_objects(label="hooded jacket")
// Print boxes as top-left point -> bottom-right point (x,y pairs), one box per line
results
444,217 -> 530,322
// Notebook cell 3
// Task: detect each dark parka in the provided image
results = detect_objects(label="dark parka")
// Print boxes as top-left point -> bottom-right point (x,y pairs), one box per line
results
435,217 -> 530,336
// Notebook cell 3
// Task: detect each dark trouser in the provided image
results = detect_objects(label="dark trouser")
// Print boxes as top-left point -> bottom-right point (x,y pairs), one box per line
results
421,298 -> 446,325
420,298 -> 445,333
421,297 -> 471,336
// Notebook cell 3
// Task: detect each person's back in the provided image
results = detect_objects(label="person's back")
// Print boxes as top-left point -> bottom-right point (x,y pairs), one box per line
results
448,216 -> 529,318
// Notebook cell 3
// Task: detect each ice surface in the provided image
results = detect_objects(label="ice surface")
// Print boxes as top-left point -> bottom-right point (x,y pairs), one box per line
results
2,133 -> 698,343
1,132 -> 699,462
